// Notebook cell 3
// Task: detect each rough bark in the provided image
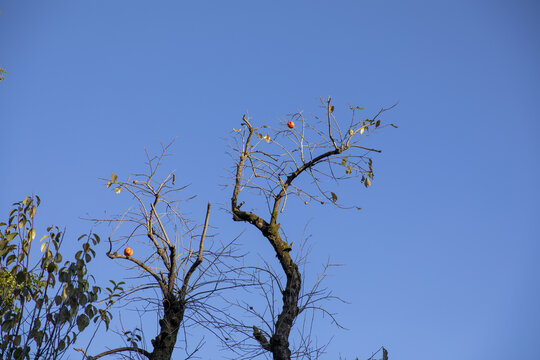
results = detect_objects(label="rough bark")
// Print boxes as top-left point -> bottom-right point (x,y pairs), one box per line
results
149,295 -> 185,360
231,204 -> 301,360
270,252 -> 301,360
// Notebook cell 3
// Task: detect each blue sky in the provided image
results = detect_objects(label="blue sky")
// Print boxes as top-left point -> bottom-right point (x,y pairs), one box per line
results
1,1 -> 539,359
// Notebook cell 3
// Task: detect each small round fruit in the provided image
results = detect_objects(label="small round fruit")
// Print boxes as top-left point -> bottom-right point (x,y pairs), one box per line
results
287,121 -> 295,129
133,180 -> 138,184
124,247 -> 133,256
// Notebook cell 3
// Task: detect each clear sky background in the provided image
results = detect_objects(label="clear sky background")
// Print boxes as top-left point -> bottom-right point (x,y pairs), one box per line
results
1,1 -> 539,359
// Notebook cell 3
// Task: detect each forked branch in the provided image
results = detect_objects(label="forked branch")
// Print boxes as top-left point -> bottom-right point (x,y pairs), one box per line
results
229,98 -> 396,359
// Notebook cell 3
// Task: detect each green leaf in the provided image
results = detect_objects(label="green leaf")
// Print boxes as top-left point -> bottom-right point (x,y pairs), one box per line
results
390,124 -> 398,128
16,270 -> 26,284
330,192 -> 338,204
13,334 -> 21,346
101,311 -> 111,330
6,254 -> 16,266
341,157 -> 348,166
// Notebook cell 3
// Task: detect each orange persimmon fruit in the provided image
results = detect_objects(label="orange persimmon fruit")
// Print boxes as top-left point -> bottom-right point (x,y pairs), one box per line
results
287,121 -> 295,129
133,180 -> 138,184
124,247 -> 133,256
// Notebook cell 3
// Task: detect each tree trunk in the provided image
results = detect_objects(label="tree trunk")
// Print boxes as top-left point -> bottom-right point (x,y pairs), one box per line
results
149,295 -> 185,360
270,254 -> 301,360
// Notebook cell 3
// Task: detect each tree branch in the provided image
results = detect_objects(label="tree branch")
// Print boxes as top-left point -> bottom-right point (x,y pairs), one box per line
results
180,202 -> 211,298
106,242 -> 167,295
82,346 -> 152,360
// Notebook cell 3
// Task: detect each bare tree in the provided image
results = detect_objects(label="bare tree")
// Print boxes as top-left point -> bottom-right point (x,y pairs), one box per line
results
73,96 -> 396,360
83,142 -> 246,360
229,97 -> 397,360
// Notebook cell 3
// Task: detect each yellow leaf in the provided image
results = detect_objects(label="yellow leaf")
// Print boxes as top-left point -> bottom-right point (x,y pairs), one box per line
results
40,242 -> 47,252
256,133 -> 262,139
106,181 -> 112,188
233,128 -> 241,132
263,134 -> 270,143
114,187 -> 121,194
29,228 -> 36,241
111,173 -> 118,183
360,127 -> 365,135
